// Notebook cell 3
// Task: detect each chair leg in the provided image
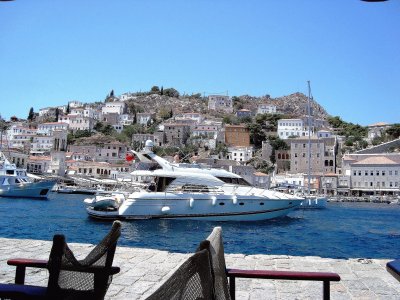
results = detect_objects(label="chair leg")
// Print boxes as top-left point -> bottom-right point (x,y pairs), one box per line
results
323,281 -> 330,300
229,276 -> 236,300
15,266 -> 26,284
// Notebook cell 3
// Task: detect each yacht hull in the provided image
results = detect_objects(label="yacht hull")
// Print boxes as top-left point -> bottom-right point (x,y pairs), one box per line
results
0,180 -> 56,199
86,194 -> 302,221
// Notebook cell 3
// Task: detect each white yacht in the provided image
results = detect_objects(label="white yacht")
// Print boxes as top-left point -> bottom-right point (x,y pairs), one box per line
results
0,151 -> 56,199
86,141 -> 304,221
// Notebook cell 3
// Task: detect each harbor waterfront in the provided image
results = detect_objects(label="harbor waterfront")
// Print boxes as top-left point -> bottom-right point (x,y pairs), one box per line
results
0,193 -> 400,298
1,193 -> 399,258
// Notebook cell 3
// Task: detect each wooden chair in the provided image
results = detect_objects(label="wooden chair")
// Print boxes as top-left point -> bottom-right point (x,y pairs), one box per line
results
198,226 -> 341,300
0,221 -> 121,300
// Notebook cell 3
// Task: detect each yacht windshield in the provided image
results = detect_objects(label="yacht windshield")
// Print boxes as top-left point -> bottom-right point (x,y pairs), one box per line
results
216,177 -> 251,186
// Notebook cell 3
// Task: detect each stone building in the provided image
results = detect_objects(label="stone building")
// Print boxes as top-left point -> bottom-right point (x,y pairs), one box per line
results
163,123 -> 191,146
224,125 -> 250,147
207,95 -> 233,113
288,137 -> 337,175
275,149 -> 291,173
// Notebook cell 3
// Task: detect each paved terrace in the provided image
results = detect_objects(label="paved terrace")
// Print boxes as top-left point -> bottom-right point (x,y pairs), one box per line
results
0,238 -> 399,299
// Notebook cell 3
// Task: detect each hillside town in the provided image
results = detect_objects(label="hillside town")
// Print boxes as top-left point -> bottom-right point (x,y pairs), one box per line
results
1,87 -> 399,198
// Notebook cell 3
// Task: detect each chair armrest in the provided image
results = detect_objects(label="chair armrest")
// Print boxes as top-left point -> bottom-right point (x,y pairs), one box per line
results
7,258 -> 120,284
227,268 -> 340,281
7,259 -> 48,269
387,259 -> 400,282
7,259 -> 48,284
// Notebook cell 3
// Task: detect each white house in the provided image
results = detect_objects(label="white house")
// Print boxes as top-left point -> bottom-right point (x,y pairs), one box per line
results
137,112 -> 156,125
68,101 -> 83,108
119,114 -> 135,126
37,122 -> 69,135
317,130 -> 333,139
227,146 -> 254,162
39,107 -> 52,117
257,104 -> 277,115
192,124 -> 220,139
277,119 -> 311,140
31,135 -> 54,151
101,101 -> 126,115
66,115 -> 95,132
175,113 -> 204,124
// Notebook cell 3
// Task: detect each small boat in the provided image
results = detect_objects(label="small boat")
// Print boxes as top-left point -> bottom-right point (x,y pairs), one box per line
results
56,186 -> 97,195
84,192 -> 126,211
85,141 -> 304,221
0,151 -> 56,199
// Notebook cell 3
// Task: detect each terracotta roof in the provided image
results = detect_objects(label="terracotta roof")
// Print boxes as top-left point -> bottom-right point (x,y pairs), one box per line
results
28,156 -> 50,161
41,122 -> 68,125
343,156 -> 357,161
352,156 -> 399,166
253,172 -> 268,176
368,122 -> 388,127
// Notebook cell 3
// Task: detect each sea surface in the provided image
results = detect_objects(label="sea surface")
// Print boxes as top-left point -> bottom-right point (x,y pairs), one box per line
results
0,193 -> 399,259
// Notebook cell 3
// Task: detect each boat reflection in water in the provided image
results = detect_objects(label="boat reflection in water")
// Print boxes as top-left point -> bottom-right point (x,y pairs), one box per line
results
85,141 -> 304,221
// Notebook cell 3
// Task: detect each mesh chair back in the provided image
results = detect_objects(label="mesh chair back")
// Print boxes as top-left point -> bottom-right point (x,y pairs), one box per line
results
204,227 -> 231,300
146,249 -> 215,300
48,220 -> 121,299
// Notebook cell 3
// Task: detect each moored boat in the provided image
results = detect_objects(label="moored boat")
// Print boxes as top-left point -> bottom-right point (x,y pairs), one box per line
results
0,151 -> 56,199
85,141 -> 304,221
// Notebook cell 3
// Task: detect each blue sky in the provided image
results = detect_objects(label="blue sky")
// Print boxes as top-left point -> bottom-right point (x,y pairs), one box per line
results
0,0 -> 399,126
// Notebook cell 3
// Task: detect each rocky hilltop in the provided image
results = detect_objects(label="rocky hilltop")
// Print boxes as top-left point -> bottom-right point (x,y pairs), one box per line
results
235,92 -> 329,120
121,91 -> 330,120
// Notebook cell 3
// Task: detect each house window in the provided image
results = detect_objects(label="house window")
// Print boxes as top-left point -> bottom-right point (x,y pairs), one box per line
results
389,171 -> 392,175
358,171 -> 361,176
382,171 -> 386,176
376,171 -> 380,176
365,171 -> 368,176
353,171 -> 356,176
370,182 -> 373,187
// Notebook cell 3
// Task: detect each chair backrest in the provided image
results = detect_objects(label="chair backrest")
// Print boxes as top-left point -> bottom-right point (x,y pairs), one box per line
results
146,249 -> 215,300
47,220 -> 122,299
199,227 -> 231,300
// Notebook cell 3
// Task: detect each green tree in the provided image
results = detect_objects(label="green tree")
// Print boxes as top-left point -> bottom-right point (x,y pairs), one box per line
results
159,108 -> 172,120
386,124 -> 400,139
101,124 -> 115,136
247,123 -> 266,148
55,108 -> 59,122
150,86 -> 160,93
27,107 -> 34,121
160,86 -> 164,95
164,88 -> 180,98
66,103 -> 70,114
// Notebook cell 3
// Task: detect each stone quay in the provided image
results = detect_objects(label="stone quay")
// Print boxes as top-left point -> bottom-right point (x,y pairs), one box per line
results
0,238 -> 399,299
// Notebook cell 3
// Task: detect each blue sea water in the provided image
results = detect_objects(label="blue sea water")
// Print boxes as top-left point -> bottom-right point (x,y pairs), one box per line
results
0,193 -> 399,259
